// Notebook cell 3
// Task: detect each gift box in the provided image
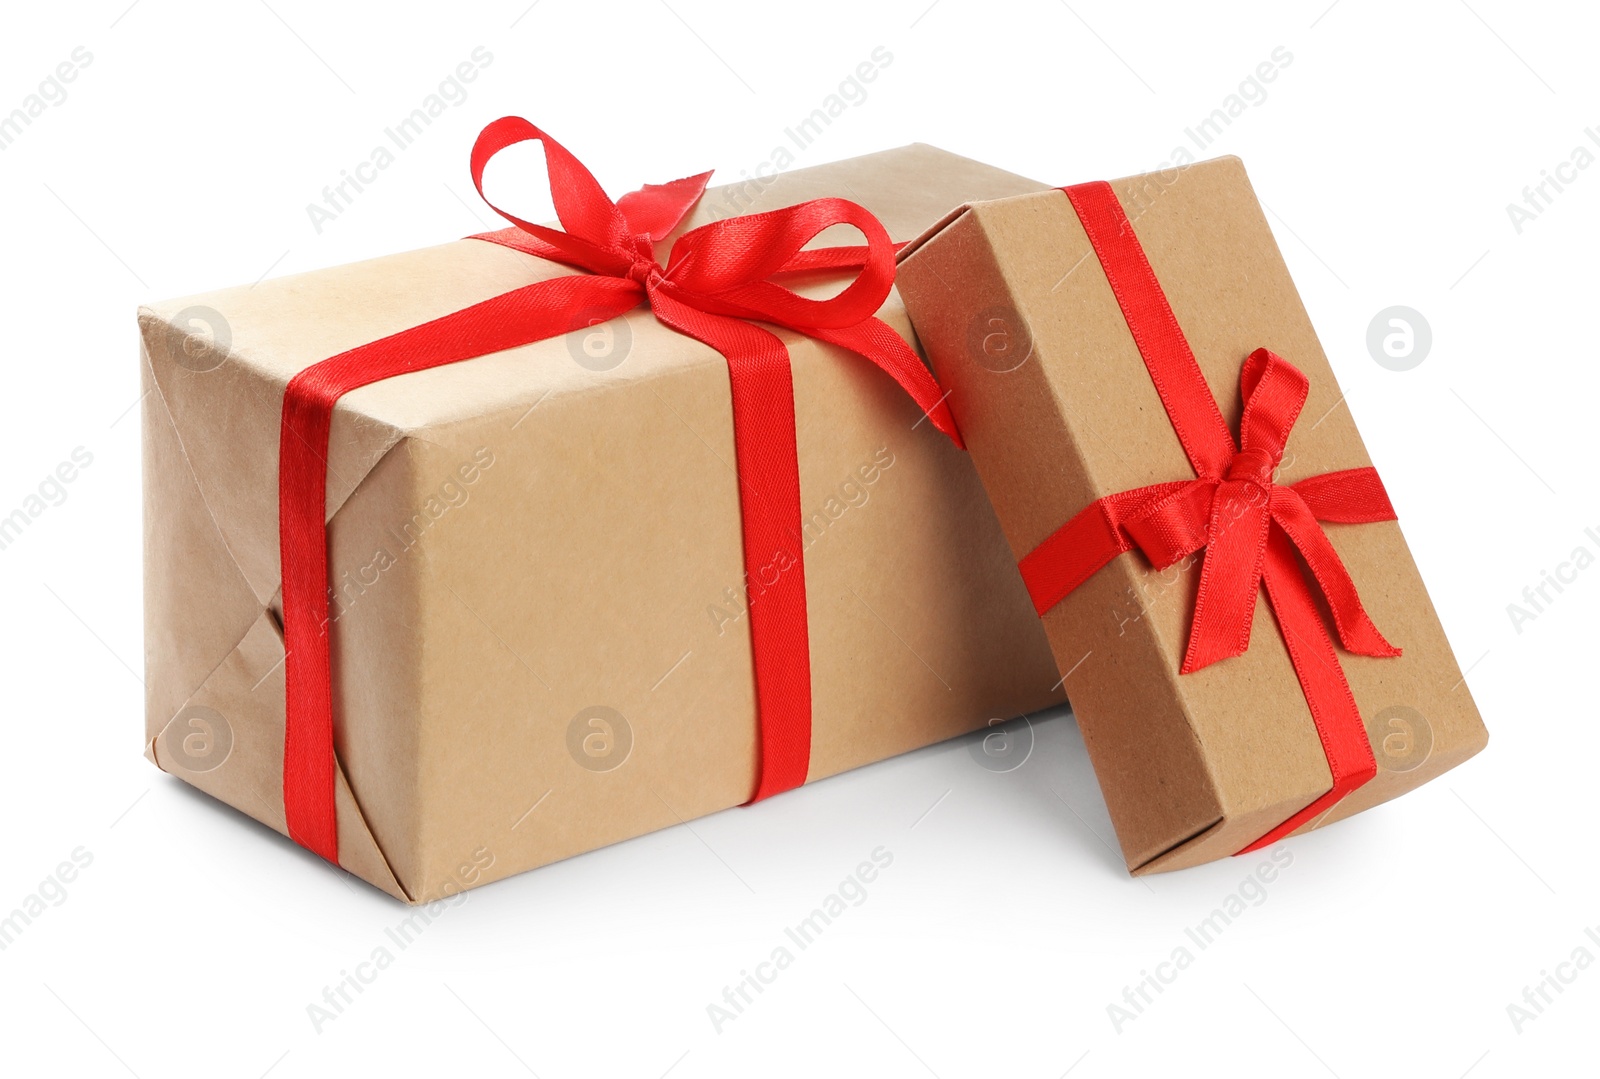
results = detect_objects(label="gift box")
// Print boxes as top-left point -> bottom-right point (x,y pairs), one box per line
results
140,122 -> 1064,902
896,156 -> 1488,872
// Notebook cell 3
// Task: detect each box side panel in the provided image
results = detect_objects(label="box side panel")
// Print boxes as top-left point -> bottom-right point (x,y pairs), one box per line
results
409,368 -> 755,898
898,209 -> 1231,870
140,322 -> 261,744
140,312 -> 420,900
803,294 -> 1065,779
402,329 -> 1064,901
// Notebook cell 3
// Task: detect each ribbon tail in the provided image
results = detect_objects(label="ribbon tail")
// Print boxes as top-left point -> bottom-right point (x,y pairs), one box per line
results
805,318 -> 964,447
1236,529 -> 1379,852
1271,487 -> 1401,658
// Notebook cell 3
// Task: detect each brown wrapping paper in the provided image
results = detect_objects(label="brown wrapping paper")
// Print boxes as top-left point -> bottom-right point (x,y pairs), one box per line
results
141,143 -> 1064,902
897,156 -> 1487,873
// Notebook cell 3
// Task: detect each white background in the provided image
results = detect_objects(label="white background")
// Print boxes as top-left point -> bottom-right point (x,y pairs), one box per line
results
1,1 -> 1594,1076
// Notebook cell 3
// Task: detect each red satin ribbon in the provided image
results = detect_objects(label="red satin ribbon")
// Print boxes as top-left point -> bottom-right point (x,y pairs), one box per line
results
1018,181 -> 1401,854
279,117 -> 962,864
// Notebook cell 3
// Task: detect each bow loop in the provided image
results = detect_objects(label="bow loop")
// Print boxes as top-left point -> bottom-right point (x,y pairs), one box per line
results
471,116 -> 707,279
466,120 -> 963,447
467,117 -> 965,477
470,117 -> 638,274
1236,347 -> 1309,471
666,198 -> 897,331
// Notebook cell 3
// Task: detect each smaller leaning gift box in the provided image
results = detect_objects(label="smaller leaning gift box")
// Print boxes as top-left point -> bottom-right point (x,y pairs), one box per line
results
896,156 -> 1488,872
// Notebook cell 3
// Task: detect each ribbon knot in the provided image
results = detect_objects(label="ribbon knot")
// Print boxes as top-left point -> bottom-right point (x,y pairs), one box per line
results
1225,446 -> 1277,487
626,251 -> 665,290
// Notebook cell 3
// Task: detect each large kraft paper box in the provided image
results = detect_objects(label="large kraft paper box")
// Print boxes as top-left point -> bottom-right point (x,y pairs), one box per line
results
141,144 -> 1064,903
896,157 -> 1488,873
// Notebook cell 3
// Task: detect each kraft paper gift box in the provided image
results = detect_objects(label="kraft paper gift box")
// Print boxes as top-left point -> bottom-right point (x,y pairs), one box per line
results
140,136 -> 1065,903
896,156 -> 1488,873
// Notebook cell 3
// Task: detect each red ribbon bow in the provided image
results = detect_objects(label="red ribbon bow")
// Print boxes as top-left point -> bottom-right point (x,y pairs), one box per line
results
279,118 -> 960,864
1018,181 -> 1402,854
1098,347 -> 1399,676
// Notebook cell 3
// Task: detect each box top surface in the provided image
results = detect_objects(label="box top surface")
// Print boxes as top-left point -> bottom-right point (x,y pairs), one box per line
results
140,142 -> 1046,607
